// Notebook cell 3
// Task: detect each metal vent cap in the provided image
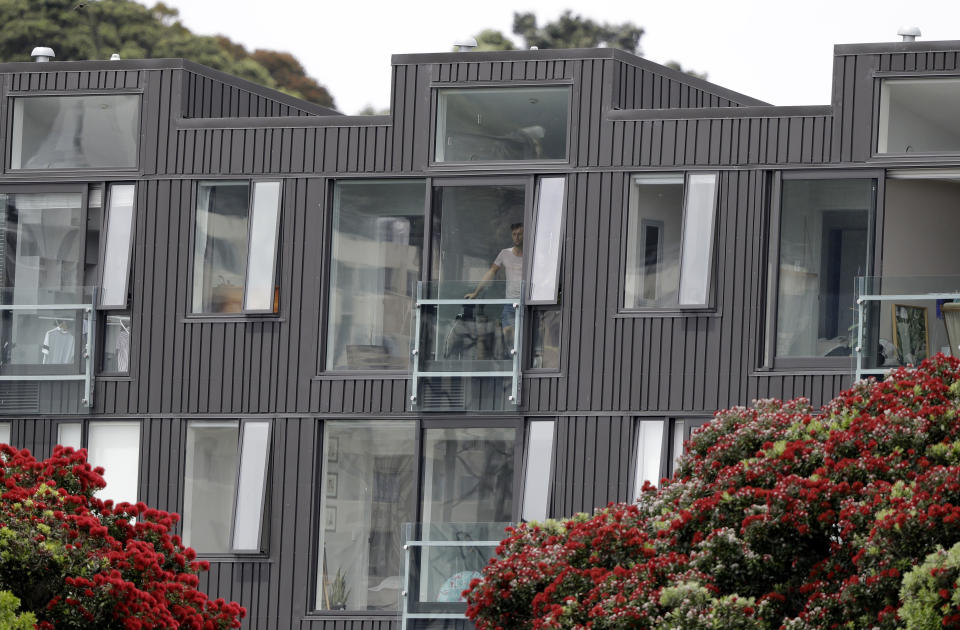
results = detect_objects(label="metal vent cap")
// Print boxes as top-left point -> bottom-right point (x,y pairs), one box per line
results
30,46 -> 55,62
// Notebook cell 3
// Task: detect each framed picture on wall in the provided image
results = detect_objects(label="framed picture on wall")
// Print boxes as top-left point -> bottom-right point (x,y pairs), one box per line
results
892,304 -> 929,365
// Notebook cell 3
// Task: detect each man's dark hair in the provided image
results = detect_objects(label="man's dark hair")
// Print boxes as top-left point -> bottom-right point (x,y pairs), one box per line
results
510,222 -> 523,230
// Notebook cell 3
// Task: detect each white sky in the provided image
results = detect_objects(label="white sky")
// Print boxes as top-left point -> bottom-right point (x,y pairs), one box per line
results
142,0 -> 960,114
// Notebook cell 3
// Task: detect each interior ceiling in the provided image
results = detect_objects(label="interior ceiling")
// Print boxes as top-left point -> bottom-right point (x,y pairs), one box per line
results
888,78 -> 960,134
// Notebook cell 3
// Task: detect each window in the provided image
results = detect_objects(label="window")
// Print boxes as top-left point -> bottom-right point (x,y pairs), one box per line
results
530,308 -> 561,370
528,177 -> 566,304
0,422 -> 9,445
191,181 -> 281,314
624,173 -> 719,309
99,184 -> 136,309
326,181 -> 426,370
773,178 -> 875,360
435,87 -> 570,162
316,421 -> 416,611
57,421 -> 140,506
182,420 -> 271,554
521,420 -> 555,522
314,421 -> 519,614
0,186 -> 100,371
878,78 -> 960,154
10,94 -> 140,170
633,420 -> 665,495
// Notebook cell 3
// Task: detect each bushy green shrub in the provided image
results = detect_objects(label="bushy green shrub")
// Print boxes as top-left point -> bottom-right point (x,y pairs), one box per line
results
0,591 -> 37,629
899,542 -> 960,629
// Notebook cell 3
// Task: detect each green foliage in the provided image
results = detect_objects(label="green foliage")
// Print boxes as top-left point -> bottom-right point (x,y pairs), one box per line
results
473,28 -> 516,52
0,591 -> 37,629
665,60 -> 708,80
0,0 -> 335,108
899,542 -> 960,629
513,10 -> 643,53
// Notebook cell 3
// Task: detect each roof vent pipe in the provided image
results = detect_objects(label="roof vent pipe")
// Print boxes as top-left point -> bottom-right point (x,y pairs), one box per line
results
30,46 -> 55,62
110,53 -> 121,60
454,37 -> 477,52
897,26 -> 921,42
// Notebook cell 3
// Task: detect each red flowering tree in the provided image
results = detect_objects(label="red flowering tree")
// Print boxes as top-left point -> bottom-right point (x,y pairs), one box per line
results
467,355 -> 960,629
0,444 -> 245,629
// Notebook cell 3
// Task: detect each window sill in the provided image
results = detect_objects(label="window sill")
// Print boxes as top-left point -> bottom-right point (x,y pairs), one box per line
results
97,375 -> 133,381
195,554 -> 271,563
303,611 -> 399,619
524,370 -> 563,378
314,371 -> 408,380
181,316 -> 285,324
614,309 -> 720,319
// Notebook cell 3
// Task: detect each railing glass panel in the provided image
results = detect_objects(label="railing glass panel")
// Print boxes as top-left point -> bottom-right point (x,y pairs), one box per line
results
855,276 -> 960,379
411,282 -> 521,411
400,522 -> 510,630
0,286 -> 97,406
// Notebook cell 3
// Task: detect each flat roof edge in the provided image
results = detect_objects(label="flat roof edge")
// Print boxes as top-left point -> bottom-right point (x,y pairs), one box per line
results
835,40 -> 960,55
609,104 -> 833,121
176,114 -> 390,129
391,48 -> 618,64
0,57 -> 341,116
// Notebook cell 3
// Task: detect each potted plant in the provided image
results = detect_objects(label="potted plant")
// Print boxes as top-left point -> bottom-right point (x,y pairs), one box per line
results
329,568 -> 350,610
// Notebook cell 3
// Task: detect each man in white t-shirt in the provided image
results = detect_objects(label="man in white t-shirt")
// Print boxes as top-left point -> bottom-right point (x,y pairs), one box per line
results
465,223 -> 523,343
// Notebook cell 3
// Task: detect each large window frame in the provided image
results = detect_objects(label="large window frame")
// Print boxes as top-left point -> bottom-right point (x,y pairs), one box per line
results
181,419 -> 272,557
620,171 -> 720,314
189,179 -> 283,317
0,182 -> 105,377
7,91 -> 142,173
321,176 -> 547,376
310,416 -> 524,618
875,75 -> 960,157
430,83 -> 573,168
763,170 -> 883,371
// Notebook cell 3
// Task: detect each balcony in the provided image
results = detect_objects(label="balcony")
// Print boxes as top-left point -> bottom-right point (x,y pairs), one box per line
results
0,286 -> 97,411
854,276 -> 960,380
410,281 -> 522,412
400,521 -> 509,630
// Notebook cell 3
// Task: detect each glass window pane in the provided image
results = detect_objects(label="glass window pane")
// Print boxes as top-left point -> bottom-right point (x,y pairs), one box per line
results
101,313 -> 131,373
879,78 -> 960,154
776,179 -> 874,358
531,308 -> 561,370
232,421 -> 270,551
672,419 -> 686,474
87,421 -> 140,506
634,420 -> 664,494
192,182 -> 250,313
529,177 -> 565,303
100,184 -> 136,308
0,422 -> 10,445
624,174 -> 684,308
316,420 -> 415,611
419,427 -> 515,605
11,95 -> 140,170
243,182 -> 281,312
678,173 -> 718,306
58,423 -> 82,449
0,192 -> 85,367
183,421 -> 239,553
521,421 -> 554,522
435,87 -> 569,162
326,181 -> 425,370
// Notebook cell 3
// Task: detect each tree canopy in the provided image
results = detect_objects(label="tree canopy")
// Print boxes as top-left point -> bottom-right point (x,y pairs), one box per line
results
469,12 -> 706,80
0,0 -> 335,108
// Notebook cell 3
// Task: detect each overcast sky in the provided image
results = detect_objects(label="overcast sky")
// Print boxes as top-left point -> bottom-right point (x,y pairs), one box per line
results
142,0 -> 960,115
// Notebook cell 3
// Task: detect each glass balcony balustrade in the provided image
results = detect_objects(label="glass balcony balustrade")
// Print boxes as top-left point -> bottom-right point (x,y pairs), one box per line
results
400,522 -> 511,630
854,276 -> 960,380
0,286 -> 97,407
410,281 -> 522,412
